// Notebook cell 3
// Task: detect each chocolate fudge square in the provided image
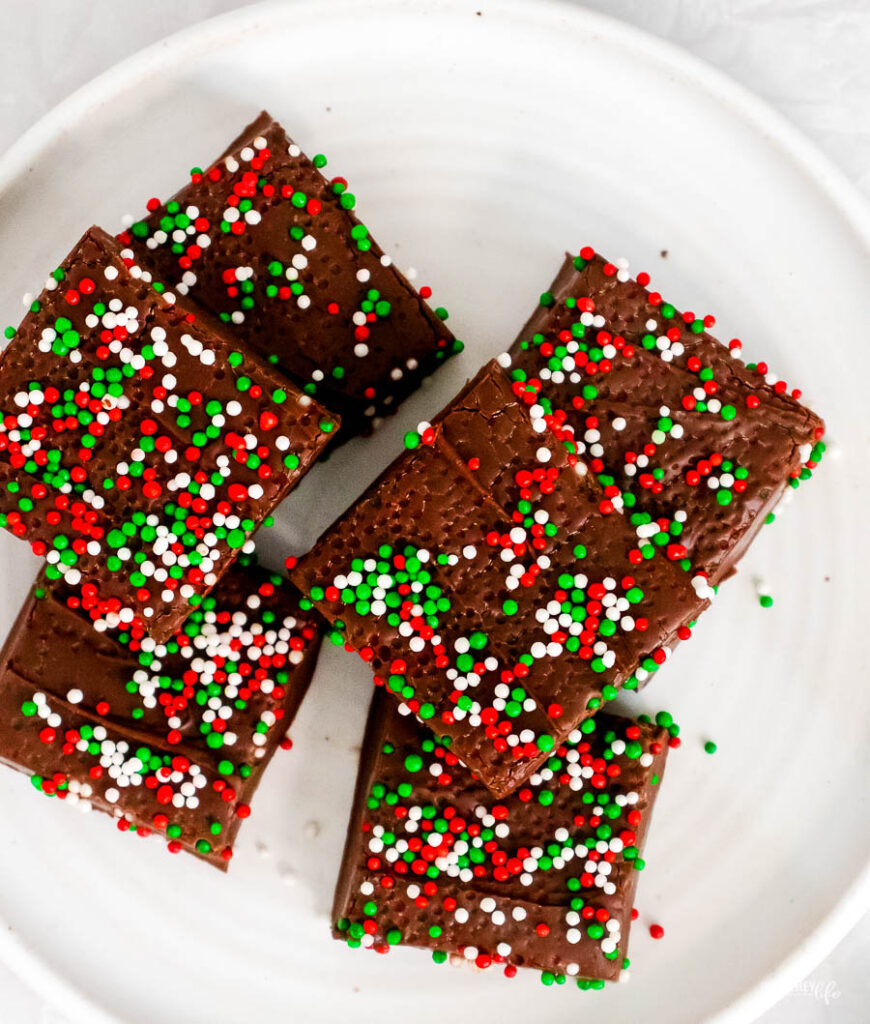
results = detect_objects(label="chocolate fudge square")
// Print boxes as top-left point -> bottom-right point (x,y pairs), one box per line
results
0,557 -> 322,870
121,111 -> 463,438
0,227 -> 337,641
293,362 -> 705,796
504,249 -> 825,584
333,691 -> 669,986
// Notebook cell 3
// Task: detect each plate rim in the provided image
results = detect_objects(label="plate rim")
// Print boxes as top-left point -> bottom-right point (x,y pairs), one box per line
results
0,2 -> 867,1022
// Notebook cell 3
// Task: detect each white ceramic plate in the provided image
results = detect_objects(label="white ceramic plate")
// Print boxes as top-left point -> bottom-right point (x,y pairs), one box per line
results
0,2 -> 867,1022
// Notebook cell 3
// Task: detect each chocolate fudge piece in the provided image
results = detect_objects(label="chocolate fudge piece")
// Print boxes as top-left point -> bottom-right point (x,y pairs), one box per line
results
0,227 -> 337,642
0,556 -> 322,870
333,691 -> 669,986
504,249 -> 826,584
120,111 -> 463,438
292,362 -> 706,796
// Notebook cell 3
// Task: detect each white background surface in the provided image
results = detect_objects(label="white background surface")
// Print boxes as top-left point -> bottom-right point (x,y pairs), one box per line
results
0,1 -> 867,1021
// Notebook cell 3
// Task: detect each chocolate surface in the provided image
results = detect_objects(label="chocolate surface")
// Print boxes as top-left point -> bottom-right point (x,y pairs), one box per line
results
505,250 -> 825,584
121,111 -> 463,438
0,226 -> 337,641
293,362 -> 706,796
333,691 -> 669,986
0,556 -> 322,869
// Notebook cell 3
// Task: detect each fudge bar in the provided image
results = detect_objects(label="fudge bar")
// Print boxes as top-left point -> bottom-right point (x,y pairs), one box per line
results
334,691 -> 670,987
120,111 -> 463,439
293,362 -> 706,796
0,227 -> 337,642
0,556 -> 322,869
504,249 -> 826,584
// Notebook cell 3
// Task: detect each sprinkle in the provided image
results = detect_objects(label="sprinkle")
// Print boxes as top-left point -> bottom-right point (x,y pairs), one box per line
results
753,577 -> 773,608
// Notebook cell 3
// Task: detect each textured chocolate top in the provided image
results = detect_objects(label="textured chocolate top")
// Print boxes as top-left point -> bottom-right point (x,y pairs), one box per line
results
293,362 -> 705,796
0,556 -> 322,870
0,226 -> 337,642
505,250 -> 826,584
120,111 -> 463,438
333,692 -> 669,986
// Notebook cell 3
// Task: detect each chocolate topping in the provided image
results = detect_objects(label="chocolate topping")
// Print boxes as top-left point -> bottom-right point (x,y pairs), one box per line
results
333,691 -> 669,984
0,557 -> 322,869
0,226 -> 336,641
121,111 -> 463,438
506,251 -> 825,584
294,361 -> 706,796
